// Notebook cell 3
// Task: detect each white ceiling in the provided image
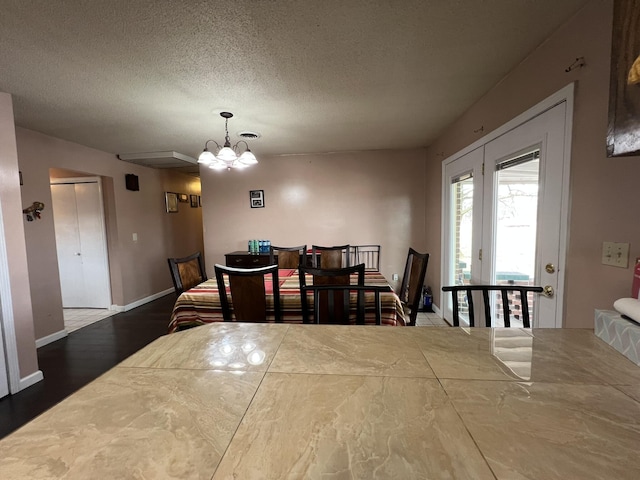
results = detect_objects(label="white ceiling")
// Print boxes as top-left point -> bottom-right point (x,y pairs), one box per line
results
0,0 -> 588,170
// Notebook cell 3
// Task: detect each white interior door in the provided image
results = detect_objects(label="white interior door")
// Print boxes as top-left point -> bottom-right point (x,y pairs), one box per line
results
442,100 -> 570,328
51,178 -> 111,308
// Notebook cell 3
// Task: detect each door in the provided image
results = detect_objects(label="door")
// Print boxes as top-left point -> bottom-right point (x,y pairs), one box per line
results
442,101 -> 569,327
442,147 -> 485,322
51,178 -> 111,308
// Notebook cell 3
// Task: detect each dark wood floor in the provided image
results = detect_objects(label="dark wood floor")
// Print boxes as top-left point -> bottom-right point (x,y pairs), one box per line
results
0,293 -> 177,440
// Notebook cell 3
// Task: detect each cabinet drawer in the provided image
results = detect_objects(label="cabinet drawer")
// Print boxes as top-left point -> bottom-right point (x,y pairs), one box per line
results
225,254 -> 271,267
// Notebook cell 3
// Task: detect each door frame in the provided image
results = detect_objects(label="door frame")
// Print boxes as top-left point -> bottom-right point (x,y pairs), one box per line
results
0,202 -> 22,394
440,83 -> 574,327
50,176 -> 112,309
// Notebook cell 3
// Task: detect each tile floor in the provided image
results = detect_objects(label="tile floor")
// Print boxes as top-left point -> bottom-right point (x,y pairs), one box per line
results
415,311 -> 449,326
63,308 -> 118,332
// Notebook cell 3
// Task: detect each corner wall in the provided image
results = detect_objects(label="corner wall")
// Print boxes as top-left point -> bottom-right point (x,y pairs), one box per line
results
425,0 -> 640,327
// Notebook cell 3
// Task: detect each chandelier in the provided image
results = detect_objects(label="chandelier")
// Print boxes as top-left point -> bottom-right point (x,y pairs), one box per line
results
197,112 -> 258,170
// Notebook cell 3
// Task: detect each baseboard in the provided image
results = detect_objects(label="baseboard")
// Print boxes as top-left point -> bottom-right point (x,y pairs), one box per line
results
35,328 -> 68,348
112,288 -> 174,313
18,369 -> 44,392
433,303 -> 441,317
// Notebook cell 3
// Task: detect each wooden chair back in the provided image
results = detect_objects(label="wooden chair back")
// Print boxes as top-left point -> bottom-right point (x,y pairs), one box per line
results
311,244 -> 350,269
301,284 -> 391,325
399,248 -> 429,326
167,252 -> 207,295
441,284 -> 543,327
354,244 -> 381,271
299,264 -> 364,324
214,264 -> 282,322
269,244 -> 307,269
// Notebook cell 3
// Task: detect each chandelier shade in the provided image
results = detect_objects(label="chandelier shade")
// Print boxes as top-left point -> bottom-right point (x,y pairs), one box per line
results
197,112 -> 258,171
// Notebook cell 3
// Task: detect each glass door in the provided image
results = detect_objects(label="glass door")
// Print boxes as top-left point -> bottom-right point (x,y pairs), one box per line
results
490,149 -> 540,327
443,101 -> 569,328
442,147 -> 483,324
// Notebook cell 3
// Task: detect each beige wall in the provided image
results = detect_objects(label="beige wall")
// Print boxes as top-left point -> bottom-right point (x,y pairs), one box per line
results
425,0 -> 640,327
0,93 -> 38,379
201,149 -> 428,288
16,127 -> 203,340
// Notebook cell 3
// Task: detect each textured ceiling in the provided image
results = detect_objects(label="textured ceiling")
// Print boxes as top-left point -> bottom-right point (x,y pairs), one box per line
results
0,0 -> 589,167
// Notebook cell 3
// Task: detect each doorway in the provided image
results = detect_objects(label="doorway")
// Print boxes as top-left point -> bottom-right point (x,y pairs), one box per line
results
442,89 -> 572,328
50,177 -> 111,309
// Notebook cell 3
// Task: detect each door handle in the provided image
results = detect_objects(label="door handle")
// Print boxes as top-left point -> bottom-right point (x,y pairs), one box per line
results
542,285 -> 554,298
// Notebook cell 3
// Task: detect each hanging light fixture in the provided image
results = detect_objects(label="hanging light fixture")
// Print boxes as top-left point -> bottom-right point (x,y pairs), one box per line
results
197,112 -> 258,170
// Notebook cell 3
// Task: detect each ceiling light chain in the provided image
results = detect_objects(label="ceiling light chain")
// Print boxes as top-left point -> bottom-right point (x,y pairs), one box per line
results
197,112 -> 258,171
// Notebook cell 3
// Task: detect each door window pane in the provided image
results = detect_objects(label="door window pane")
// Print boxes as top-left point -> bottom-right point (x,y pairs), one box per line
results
452,173 -> 473,324
493,150 -> 539,327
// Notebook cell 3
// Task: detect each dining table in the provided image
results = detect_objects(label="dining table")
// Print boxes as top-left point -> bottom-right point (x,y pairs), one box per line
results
168,268 -> 405,332
1,323 -> 640,479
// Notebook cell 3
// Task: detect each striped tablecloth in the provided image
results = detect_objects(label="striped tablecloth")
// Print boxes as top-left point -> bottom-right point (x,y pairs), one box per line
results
168,269 -> 405,332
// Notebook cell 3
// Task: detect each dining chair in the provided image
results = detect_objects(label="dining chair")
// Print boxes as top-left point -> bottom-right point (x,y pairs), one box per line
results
311,244 -> 351,269
301,284 -> 391,325
214,264 -> 282,322
354,244 -> 381,271
167,251 -> 207,295
399,248 -> 429,326
269,244 -> 307,269
441,284 -> 544,327
299,263 -> 364,324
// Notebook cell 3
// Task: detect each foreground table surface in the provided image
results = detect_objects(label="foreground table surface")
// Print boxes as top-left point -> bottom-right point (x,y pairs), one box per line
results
168,268 -> 405,331
2,325 -> 640,479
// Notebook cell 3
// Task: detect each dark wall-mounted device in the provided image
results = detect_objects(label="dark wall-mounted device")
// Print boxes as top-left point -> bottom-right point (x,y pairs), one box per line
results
125,174 -> 139,191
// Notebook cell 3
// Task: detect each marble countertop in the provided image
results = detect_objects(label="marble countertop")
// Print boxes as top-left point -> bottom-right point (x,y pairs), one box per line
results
2,324 -> 640,479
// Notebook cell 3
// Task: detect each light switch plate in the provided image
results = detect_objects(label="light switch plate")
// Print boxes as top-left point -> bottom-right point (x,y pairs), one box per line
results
602,242 -> 629,268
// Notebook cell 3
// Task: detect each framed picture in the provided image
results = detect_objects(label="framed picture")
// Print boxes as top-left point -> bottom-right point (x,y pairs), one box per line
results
198,195 -> 202,207
190,194 -> 198,207
178,193 -> 189,203
607,0 -> 640,157
165,192 -> 178,213
250,189 -> 264,208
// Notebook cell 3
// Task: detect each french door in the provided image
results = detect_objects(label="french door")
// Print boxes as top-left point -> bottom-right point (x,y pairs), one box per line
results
442,101 -> 569,328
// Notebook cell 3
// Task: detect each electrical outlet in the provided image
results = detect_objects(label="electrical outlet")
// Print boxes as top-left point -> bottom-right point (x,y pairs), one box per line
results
392,273 -> 399,281
602,242 -> 629,268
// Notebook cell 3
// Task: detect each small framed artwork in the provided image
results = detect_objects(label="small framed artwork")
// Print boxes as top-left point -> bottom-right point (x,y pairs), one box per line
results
198,195 -> 202,207
250,189 -> 264,208
178,193 -> 189,203
165,192 -> 178,213
190,194 -> 198,207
